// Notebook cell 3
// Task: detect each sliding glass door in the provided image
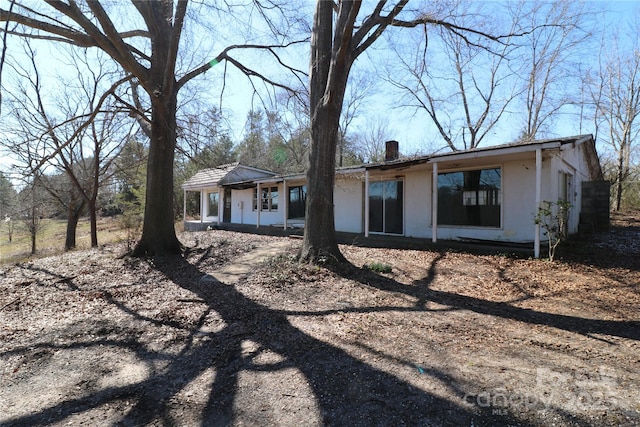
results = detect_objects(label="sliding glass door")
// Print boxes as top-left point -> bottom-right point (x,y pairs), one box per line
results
369,180 -> 403,234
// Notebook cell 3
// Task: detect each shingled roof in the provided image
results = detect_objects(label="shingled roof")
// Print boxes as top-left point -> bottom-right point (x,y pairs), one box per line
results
181,163 -> 276,191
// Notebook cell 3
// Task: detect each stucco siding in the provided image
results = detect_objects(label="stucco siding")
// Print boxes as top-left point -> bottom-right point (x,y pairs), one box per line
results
334,177 -> 363,233
228,189 -> 251,225
404,170 -> 431,238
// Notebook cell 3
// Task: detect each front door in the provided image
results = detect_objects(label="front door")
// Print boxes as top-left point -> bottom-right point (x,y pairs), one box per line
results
223,188 -> 232,223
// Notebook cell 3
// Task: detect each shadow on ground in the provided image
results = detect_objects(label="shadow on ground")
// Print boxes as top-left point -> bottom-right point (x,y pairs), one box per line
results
2,252 -> 537,427
6,228 -> 637,426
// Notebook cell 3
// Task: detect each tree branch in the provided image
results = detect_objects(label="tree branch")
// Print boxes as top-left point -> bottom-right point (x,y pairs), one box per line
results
176,40 -> 308,91
0,5 -> 94,46
32,74 -> 135,172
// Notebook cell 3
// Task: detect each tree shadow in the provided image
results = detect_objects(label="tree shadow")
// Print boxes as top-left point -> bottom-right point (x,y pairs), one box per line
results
3,254 -> 532,427
6,237 -> 638,426
151,255 -> 494,426
330,254 -> 640,342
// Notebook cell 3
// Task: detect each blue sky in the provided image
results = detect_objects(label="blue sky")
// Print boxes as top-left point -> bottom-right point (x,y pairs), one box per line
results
1,1 -> 639,177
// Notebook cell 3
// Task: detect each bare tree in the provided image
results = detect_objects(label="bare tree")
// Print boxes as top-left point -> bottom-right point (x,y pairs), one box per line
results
0,170 -> 16,242
1,1 -> 305,256
17,174 -> 47,255
589,29 -> 640,211
512,1 -> 593,141
300,0 -> 513,263
338,71 -> 375,166
353,114 -> 392,163
1,40 -> 130,250
389,4 -> 518,151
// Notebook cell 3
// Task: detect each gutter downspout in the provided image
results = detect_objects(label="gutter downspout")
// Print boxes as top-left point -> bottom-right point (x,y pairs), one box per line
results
535,148 -> 542,258
432,162 -> 438,243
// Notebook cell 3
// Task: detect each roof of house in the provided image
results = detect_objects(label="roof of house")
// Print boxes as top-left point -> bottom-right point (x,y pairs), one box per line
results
362,134 -> 603,179
183,135 -> 603,189
182,163 -> 276,190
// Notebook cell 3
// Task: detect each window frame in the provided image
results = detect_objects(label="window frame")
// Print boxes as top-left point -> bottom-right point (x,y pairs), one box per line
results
207,191 -> 219,218
437,167 -> 502,228
368,178 -> 404,235
287,185 -> 307,219
253,186 -> 279,212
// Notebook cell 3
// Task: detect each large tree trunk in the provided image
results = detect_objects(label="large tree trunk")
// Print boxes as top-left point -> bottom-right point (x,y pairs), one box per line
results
299,0 -> 355,264
65,198 -> 86,251
615,146 -> 624,211
131,2 -> 183,257
300,105 -> 346,264
131,90 -> 182,256
88,197 -> 98,247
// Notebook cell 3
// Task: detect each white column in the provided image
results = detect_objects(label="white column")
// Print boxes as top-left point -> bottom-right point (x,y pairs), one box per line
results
432,162 -> 438,243
256,183 -> 261,228
534,148 -> 542,258
200,190 -> 204,223
183,189 -> 187,227
364,170 -> 370,237
218,188 -> 223,225
283,180 -> 288,230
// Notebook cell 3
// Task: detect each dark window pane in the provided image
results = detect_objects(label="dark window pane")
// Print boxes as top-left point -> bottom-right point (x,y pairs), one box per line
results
385,181 -> 403,234
271,187 -> 278,211
369,180 -> 403,234
208,192 -> 219,216
369,182 -> 383,232
438,168 -> 501,227
288,185 -> 306,219
261,188 -> 269,211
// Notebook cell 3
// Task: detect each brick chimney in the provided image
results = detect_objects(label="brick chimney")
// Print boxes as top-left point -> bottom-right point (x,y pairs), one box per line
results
385,140 -> 399,161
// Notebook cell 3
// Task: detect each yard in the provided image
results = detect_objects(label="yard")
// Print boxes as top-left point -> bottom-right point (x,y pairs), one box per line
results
0,217 -> 131,265
0,213 -> 638,426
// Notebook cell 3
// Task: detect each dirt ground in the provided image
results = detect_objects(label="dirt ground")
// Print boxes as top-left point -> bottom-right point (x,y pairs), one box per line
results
0,213 -> 639,426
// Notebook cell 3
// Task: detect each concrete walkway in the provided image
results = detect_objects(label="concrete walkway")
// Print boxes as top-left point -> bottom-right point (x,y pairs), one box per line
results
201,239 -> 292,284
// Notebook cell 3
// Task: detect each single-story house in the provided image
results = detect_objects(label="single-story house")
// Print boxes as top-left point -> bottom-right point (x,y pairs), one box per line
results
182,135 -> 609,257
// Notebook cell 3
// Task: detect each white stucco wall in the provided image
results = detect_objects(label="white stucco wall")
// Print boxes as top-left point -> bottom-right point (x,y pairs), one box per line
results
228,187 -> 283,226
404,169 -> 431,238
334,177 -> 364,233
210,141 -> 594,243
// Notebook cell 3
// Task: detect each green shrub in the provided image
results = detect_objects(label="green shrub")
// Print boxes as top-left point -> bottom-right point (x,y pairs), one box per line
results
365,262 -> 392,274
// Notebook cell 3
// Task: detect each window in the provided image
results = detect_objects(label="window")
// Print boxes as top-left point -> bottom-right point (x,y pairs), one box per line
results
369,180 -> 403,234
207,192 -> 219,217
254,187 -> 278,211
288,185 -> 306,219
438,168 -> 501,227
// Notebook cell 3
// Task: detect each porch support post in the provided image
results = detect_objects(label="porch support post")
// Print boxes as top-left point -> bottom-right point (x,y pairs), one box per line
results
200,190 -> 204,223
283,180 -> 288,230
534,148 -> 542,258
218,187 -> 223,225
183,189 -> 187,227
256,183 -> 261,228
364,170 -> 370,237
432,162 -> 438,243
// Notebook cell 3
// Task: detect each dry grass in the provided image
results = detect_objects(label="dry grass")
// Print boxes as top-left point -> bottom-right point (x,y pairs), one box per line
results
0,217 -> 130,265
